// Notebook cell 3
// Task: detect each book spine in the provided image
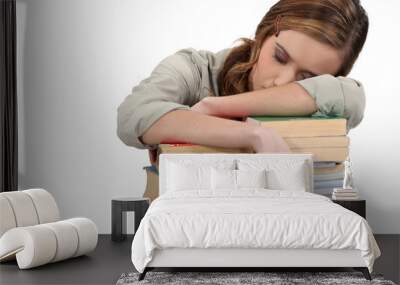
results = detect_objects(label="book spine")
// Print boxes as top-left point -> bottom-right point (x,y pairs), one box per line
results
258,120 -> 347,138
291,147 -> 348,162
158,145 -> 347,162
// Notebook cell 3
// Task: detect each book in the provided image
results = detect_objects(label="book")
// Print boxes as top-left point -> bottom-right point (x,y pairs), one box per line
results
332,187 -> 359,200
313,187 -> 335,196
333,192 -> 359,197
314,171 -> 345,182
313,162 -> 338,168
314,179 -> 344,189
332,195 -> 360,200
142,165 -> 159,203
291,147 -> 348,162
157,144 -> 347,162
157,143 -> 251,154
153,144 -> 252,170
333,189 -> 358,194
160,136 -> 349,149
284,136 -> 349,148
152,115 -> 349,169
314,163 -> 344,175
245,115 -> 347,138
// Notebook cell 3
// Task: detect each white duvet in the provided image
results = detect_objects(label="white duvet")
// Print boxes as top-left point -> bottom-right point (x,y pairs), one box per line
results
131,189 -> 381,273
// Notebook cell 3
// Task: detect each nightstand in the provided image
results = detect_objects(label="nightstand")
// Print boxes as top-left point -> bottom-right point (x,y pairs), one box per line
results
332,199 -> 366,219
111,197 -> 150,242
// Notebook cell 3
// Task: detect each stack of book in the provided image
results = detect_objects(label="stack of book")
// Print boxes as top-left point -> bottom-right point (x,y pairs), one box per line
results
241,115 -> 349,198
245,115 -> 349,162
313,162 -> 345,197
332,187 -> 360,200
142,115 -> 349,201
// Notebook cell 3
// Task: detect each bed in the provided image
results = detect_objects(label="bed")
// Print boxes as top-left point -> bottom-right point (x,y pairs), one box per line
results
131,153 -> 381,281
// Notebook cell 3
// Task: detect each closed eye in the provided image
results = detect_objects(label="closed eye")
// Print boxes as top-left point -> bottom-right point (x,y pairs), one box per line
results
273,53 -> 286,64
274,43 -> 318,80
273,49 -> 287,64
273,50 -> 314,80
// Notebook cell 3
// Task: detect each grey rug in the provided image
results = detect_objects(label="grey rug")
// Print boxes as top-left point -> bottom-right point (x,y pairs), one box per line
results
116,271 -> 397,285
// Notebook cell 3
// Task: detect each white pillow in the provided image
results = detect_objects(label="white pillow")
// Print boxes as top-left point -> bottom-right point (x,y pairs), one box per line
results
266,167 -> 306,191
237,159 -> 307,191
166,160 -> 236,192
167,162 -> 211,191
211,168 -> 268,190
236,169 -> 268,188
211,168 -> 236,190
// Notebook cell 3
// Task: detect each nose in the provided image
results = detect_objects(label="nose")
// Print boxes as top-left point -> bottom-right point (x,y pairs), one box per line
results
273,68 -> 296,87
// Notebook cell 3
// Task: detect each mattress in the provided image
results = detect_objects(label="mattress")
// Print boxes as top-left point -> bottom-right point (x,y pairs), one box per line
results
131,189 -> 381,273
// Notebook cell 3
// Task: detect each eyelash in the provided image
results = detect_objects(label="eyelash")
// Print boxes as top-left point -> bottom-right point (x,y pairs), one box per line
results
273,53 -> 286,64
273,52 -> 312,80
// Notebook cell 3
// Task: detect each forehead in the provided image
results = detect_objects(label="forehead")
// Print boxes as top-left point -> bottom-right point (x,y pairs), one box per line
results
269,30 -> 343,75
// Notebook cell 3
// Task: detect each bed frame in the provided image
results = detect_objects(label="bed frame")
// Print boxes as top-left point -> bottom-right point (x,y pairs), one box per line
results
139,248 -> 371,280
137,153 -> 372,281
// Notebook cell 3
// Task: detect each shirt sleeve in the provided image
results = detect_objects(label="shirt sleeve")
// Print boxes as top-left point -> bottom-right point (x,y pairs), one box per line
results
117,49 -> 202,150
296,74 -> 366,132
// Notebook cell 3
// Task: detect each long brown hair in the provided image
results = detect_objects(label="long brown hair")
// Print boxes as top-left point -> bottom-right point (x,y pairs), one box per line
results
217,0 -> 369,96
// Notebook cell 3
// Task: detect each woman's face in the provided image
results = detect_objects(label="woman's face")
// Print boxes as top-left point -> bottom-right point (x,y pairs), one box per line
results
249,30 -> 344,91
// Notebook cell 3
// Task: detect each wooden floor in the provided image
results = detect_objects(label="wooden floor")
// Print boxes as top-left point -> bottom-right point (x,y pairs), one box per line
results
0,234 -> 398,285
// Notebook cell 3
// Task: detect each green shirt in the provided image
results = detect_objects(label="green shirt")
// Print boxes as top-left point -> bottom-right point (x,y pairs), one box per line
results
117,47 -> 366,150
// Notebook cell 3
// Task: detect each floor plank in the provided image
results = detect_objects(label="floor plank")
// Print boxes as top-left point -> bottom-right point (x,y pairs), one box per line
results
0,235 -> 134,285
0,234 -> 398,285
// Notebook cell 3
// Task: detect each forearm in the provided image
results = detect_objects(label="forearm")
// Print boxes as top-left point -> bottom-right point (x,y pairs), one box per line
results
202,82 -> 318,117
140,109 -> 256,149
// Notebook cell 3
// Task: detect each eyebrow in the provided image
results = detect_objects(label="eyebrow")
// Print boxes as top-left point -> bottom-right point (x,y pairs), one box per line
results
275,42 -> 319,77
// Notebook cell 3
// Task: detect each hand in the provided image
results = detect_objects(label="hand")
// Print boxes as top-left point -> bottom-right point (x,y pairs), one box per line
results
251,126 -> 291,153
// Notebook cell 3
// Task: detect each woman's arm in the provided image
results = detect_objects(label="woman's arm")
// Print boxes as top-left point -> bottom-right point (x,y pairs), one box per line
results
193,74 -> 366,132
140,109 -> 290,153
191,82 -> 318,118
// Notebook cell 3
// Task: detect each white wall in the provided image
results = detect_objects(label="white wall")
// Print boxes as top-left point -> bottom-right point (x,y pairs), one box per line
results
16,0 -> 400,234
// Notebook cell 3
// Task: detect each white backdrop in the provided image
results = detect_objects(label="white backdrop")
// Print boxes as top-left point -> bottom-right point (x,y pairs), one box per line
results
16,0 -> 400,234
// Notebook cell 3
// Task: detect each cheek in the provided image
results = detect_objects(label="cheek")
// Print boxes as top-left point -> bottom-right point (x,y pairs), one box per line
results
252,54 -> 275,89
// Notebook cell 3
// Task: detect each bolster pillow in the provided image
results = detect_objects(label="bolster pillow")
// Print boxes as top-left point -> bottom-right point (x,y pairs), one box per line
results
0,218 -> 98,269
0,188 -> 60,237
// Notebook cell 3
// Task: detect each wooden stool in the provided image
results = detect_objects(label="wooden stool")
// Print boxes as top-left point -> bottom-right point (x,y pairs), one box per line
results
111,197 -> 150,242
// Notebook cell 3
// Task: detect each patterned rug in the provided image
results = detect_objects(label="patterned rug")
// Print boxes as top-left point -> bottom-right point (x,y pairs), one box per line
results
116,271 -> 397,285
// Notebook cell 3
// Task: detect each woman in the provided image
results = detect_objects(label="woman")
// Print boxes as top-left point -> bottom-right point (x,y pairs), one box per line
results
117,0 -> 368,165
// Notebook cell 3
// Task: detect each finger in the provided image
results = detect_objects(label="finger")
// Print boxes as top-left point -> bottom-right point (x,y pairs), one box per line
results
245,117 -> 261,126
